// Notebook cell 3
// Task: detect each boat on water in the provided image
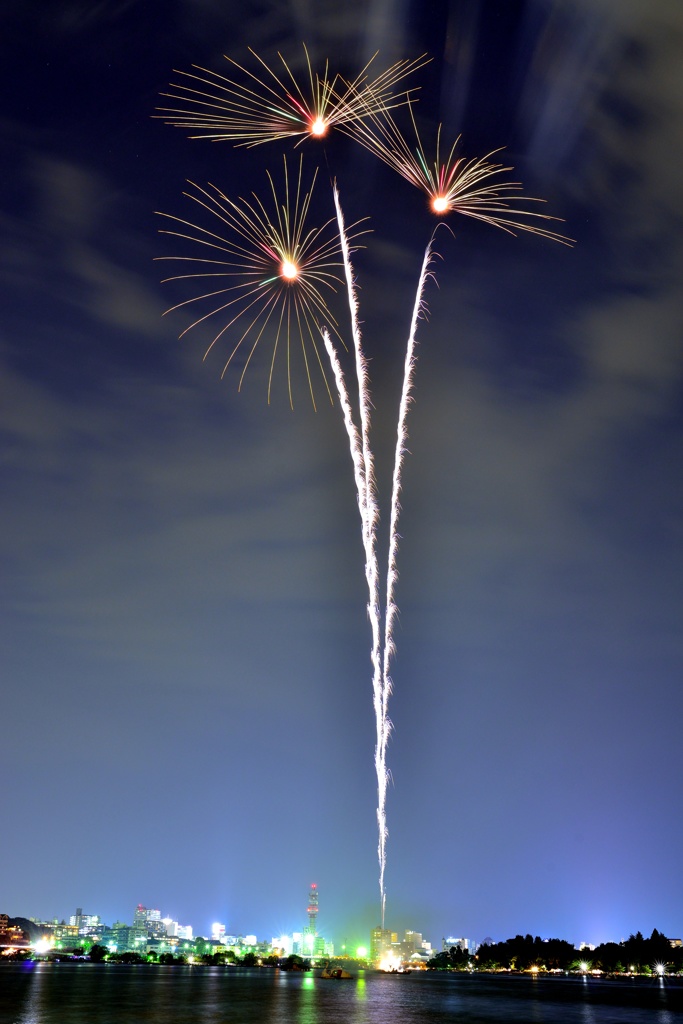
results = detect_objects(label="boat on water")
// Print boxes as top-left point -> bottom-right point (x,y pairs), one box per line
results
320,966 -> 353,979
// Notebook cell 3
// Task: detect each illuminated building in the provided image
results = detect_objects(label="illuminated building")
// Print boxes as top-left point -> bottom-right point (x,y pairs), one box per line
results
53,923 -> 79,940
163,918 -> 193,940
299,883 -> 333,957
302,883 -> 318,951
444,936 -> 476,953
371,926 -> 392,961
306,884 -> 318,933
69,909 -> 102,936
102,924 -> 137,952
133,905 -> 166,939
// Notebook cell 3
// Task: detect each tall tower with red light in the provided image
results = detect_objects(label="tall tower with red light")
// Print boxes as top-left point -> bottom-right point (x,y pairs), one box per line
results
307,883 -> 318,935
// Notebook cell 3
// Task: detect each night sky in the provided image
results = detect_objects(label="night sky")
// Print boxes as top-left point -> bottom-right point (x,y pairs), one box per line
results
3,0 -> 682,950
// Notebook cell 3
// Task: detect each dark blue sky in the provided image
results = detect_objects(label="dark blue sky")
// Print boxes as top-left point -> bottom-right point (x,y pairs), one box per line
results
2,0 -> 682,949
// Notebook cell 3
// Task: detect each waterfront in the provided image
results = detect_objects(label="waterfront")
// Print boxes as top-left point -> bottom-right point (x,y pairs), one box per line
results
3,964 -> 683,1024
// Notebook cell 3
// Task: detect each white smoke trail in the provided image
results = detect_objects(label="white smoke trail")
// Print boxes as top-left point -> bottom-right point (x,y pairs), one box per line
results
329,189 -> 436,930
332,185 -> 386,923
382,240 -> 435,753
322,328 -> 367,542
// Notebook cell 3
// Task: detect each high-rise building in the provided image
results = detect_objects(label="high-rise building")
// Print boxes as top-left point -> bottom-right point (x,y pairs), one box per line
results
302,883 -> 318,952
69,908 -> 101,935
444,936 -> 476,953
371,926 -> 392,962
301,883 -> 331,956
133,905 -> 166,939
306,884 -> 318,934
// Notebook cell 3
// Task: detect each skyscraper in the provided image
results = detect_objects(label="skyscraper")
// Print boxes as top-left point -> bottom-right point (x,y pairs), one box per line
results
306,884 -> 318,934
302,883 -> 319,956
370,926 -> 392,962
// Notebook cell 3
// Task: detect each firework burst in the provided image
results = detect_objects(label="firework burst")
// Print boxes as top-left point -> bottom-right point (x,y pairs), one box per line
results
157,45 -> 428,147
156,154 -> 367,408
346,100 -> 573,242
157,45 -> 572,930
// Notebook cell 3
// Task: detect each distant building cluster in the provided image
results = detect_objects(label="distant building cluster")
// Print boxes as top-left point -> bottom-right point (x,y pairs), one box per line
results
370,926 -> 438,965
1,884 -> 338,961
3,888 -> 475,969
443,935 -> 479,955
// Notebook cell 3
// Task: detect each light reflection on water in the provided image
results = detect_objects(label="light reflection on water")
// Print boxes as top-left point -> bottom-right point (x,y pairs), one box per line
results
2,964 -> 682,1024
298,974 -> 316,1024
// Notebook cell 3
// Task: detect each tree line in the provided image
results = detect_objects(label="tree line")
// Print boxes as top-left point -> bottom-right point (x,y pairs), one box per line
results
4,943 -> 313,970
429,929 -> 682,974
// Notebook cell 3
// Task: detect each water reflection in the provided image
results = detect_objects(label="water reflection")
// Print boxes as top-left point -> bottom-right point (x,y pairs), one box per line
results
2,964 -> 682,1024
15,959 -> 44,1024
298,974 -> 317,1024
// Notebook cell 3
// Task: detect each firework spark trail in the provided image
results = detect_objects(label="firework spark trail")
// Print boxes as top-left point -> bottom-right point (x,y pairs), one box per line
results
382,239 -> 435,769
322,328 -> 367,531
322,318 -> 387,927
332,185 -> 388,922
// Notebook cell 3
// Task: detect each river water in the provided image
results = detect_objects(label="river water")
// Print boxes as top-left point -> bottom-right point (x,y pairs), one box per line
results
2,964 -> 682,1024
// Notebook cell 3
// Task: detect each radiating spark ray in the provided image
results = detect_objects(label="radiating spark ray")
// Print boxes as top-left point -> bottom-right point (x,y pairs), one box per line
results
157,46 -> 429,147
342,98 -> 574,244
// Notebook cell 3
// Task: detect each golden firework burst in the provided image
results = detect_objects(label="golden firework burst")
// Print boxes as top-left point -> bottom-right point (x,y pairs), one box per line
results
157,44 -> 428,146
156,155 -> 368,408
345,98 -> 573,243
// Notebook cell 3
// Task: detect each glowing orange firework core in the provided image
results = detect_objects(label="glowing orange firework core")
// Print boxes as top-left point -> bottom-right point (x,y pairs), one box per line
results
280,258 -> 299,280
431,195 -> 450,214
309,116 -> 327,137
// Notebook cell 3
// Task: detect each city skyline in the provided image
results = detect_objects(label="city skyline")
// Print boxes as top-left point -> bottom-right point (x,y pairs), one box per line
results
2,0 -> 682,947
2,891 -> 441,961
3,892 -> 678,956
3,896 -> 434,953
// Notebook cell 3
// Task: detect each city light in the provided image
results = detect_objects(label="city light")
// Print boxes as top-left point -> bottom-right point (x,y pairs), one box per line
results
7,901 -> 680,977
378,952 -> 402,972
